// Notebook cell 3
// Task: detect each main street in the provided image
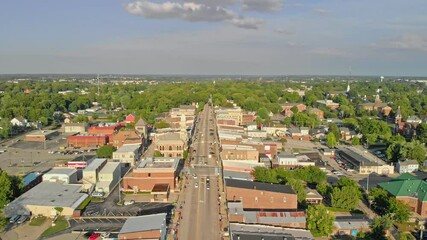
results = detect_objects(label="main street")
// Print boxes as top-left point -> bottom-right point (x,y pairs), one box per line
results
178,102 -> 222,240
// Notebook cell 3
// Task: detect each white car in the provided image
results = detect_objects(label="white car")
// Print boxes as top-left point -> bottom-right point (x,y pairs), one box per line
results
124,200 -> 135,206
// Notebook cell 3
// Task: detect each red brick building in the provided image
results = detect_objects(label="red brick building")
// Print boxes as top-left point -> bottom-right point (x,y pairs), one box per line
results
111,130 -> 143,148
307,108 -> 324,119
67,135 -> 108,148
88,125 -> 118,135
217,118 -> 239,126
280,103 -> 307,118
226,179 -> 298,210
123,158 -> 181,193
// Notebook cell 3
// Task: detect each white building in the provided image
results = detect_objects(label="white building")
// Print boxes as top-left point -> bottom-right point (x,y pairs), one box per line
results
113,143 -> 141,166
42,168 -> 78,184
82,158 -> 107,191
276,153 -> 298,166
96,162 -> 121,194
397,160 -> 419,173
10,117 -> 28,127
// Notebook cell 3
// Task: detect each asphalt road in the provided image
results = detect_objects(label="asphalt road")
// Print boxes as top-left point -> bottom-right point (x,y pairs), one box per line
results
178,103 -> 221,240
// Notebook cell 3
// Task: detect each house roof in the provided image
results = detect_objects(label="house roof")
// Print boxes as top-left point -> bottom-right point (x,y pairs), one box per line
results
225,179 -> 295,195
334,219 -> 370,230
119,213 -> 166,234
378,173 -> 427,202
135,118 -> 147,126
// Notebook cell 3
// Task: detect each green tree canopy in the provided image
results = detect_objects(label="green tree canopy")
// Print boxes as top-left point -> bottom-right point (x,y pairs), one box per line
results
96,145 -> 116,158
326,133 -> 337,148
307,204 -> 335,237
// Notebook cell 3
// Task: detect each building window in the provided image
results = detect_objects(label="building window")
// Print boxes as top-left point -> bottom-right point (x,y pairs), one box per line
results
148,173 -> 151,177
270,197 -> 274,203
283,197 -> 287,203
255,197 -> 258,203
169,146 -> 173,151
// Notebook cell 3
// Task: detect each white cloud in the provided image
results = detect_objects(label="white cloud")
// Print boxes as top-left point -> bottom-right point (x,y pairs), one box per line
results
241,0 -> 283,12
230,17 -> 264,29
389,34 -> 427,51
125,1 -> 263,29
313,8 -> 331,15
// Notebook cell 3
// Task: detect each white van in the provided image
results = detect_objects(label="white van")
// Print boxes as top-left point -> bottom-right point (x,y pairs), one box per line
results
91,192 -> 104,198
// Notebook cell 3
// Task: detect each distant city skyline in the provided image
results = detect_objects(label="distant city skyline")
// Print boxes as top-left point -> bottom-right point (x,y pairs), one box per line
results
1,0 -> 426,76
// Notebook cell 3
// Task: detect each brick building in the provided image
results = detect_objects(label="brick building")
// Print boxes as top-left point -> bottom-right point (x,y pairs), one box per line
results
111,130 -> 142,148
88,125 -> 118,135
225,179 -> 298,211
122,157 -> 181,193
154,133 -> 186,158
67,135 -> 108,148
221,145 -> 259,161
379,173 -> 427,216
280,103 -> 307,118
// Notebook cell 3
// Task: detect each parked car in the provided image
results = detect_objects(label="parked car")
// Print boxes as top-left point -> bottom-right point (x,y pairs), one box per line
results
91,192 -> 104,198
89,233 -> 101,240
9,215 -> 20,223
17,215 -> 29,224
124,200 -> 135,206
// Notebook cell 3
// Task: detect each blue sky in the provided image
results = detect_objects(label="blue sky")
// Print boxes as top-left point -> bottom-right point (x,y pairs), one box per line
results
0,0 -> 426,76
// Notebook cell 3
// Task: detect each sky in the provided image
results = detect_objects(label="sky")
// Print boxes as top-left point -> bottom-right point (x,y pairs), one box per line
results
0,0 -> 426,76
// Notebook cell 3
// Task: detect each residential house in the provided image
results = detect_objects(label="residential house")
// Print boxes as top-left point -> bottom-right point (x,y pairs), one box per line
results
280,103 -> 306,118
317,100 -> 340,109
334,216 -> 370,237
307,108 -> 324,119
305,188 -> 323,205
125,113 -> 137,123
339,127 -> 352,141
226,179 -> 298,211
406,116 -> 422,127
10,117 -> 28,127
396,159 -> 419,173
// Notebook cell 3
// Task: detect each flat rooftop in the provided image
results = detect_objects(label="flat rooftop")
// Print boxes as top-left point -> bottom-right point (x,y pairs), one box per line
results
84,158 -> 107,171
119,213 -> 167,234
26,130 -> 58,136
138,157 -> 180,170
222,145 -> 257,151
99,162 -> 120,174
115,143 -> 141,152
44,167 -> 77,176
338,147 -> 386,167
4,182 -> 87,217
69,155 -> 96,162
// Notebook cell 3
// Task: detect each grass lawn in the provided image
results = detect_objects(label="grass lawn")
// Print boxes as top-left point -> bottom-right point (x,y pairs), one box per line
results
29,216 -> 47,226
41,216 -> 69,237
394,222 -> 417,232
326,207 -> 351,212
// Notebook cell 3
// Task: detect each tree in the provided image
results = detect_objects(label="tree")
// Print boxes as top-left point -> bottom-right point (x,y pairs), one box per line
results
0,211 -> 7,231
388,198 -> 411,223
326,133 -> 337,148
307,204 -> 335,237
0,171 -> 13,207
257,107 -> 269,120
416,123 -> 427,143
291,106 -> 299,114
316,182 -> 332,196
331,186 -> 360,210
328,123 -> 340,140
96,145 -> 116,158
351,137 -> 361,145
368,187 -> 389,215
285,178 -> 306,203
368,214 -> 393,240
